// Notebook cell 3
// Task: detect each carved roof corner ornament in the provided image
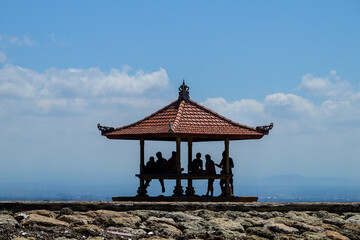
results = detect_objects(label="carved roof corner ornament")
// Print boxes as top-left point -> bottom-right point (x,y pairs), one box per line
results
256,122 -> 274,135
178,80 -> 190,101
97,123 -> 115,135
168,120 -> 174,133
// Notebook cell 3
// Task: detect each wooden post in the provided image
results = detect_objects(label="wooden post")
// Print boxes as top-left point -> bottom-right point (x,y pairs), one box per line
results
185,138 -> 195,196
173,137 -> 184,196
137,138 -> 147,196
224,138 -> 233,196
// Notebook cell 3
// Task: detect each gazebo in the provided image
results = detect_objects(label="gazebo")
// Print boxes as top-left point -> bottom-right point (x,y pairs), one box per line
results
98,81 -> 272,199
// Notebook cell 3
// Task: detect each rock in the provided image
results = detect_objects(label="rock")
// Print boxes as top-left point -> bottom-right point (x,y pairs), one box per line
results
74,224 -> 103,236
208,217 -> 246,239
246,226 -> 274,238
345,214 -> 360,224
264,222 -> 299,234
109,215 -> 142,228
156,211 -> 203,222
107,226 -> 147,237
285,211 -> 321,225
316,222 -> 340,231
324,230 -> 350,240
129,210 -> 157,221
209,217 -> 245,233
88,238 -> 104,240
178,220 -> 213,239
223,210 -> 252,219
338,223 -> 360,240
291,221 -> 325,232
20,214 -> 70,227
84,210 -> 132,226
146,216 -> 178,227
58,207 -> 74,216
187,209 -> 222,219
21,210 -> 57,218
245,235 -> 269,240
248,211 -> 283,219
14,213 -> 30,222
149,222 -> 183,237
0,214 -> 18,228
300,231 -> 327,240
57,214 -> 95,226
267,216 -> 294,226
322,213 -> 346,227
139,238 -> 175,240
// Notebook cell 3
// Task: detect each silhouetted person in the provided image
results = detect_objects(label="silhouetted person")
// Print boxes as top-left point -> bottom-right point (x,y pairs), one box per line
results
190,152 -> 203,174
166,151 -> 177,173
204,154 -> 216,197
216,151 -> 234,196
156,151 -> 167,193
144,156 -> 157,187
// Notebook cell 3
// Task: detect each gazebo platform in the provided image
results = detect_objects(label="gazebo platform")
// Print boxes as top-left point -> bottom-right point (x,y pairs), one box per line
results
112,196 -> 258,202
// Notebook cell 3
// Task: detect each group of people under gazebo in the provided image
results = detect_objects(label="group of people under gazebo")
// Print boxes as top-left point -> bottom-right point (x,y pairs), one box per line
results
143,151 -> 234,197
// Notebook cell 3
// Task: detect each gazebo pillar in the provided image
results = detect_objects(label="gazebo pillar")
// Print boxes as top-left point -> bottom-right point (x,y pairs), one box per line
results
224,138 -> 233,197
185,138 -> 195,196
136,138 -> 148,197
173,137 -> 184,196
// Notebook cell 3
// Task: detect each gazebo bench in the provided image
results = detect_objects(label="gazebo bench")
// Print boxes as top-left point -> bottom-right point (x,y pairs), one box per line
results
136,173 -> 233,180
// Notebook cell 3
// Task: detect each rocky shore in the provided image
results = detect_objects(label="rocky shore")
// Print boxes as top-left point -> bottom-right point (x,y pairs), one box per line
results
0,202 -> 359,240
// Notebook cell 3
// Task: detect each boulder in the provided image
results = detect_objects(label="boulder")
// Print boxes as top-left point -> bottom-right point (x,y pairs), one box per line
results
264,222 -> 299,234
178,220 -> 213,239
285,211 -> 321,225
248,211 -> 283,219
146,216 -> 178,227
155,211 -> 203,222
21,210 -> 57,218
109,215 -> 142,228
245,235 -> 269,240
74,224 -> 103,236
322,213 -> 346,227
0,214 -> 18,228
187,209 -> 222,219
107,226 -> 147,237
246,226 -> 274,238
57,214 -> 95,226
300,231 -> 327,240
84,210 -> 132,226
20,214 -> 69,227
291,221 -> 325,232
58,207 -> 74,217
338,223 -> 360,240
208,217 -> 245,233
345,214 -> 360,225
324,230 -> 350,240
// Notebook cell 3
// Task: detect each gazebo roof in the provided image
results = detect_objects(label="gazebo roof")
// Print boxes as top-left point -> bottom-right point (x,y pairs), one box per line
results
99,82 -> 272,142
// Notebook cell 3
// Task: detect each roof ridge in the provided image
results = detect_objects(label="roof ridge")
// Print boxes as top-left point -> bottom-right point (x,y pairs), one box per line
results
170,100 -> 185,132
188,99 -> 258,132
110,99 -> 179,133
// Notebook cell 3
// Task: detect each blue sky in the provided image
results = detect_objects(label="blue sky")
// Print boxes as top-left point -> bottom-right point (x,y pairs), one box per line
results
0,1 -> 359,198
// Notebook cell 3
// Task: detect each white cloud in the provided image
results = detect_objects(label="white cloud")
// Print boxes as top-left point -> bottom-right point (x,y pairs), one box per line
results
264,93 -> 316,117
299,70 -> 352,97
0,64 -> 169,113
0,34 -> 38,47
202,71 -> 360,133
0,52 -> 7,62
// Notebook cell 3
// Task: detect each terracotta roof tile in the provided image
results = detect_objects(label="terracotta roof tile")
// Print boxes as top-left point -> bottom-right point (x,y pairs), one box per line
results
105,97 -> 265,141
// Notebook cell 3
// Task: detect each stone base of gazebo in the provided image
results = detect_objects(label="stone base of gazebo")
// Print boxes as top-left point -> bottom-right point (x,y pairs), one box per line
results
112,196 -> 258,202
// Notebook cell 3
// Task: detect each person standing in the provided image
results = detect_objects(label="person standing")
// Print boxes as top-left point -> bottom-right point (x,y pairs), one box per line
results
204,154 -> 216,197
215,151 -> 234,196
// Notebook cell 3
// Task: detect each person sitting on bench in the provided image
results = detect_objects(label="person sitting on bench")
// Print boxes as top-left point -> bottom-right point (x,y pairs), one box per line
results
144,156 -> 157,188
156,151 -> 167,193
190,152 -> 203,174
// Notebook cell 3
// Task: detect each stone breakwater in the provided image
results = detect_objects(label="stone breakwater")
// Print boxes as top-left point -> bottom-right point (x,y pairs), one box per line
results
0,202 -> 359,240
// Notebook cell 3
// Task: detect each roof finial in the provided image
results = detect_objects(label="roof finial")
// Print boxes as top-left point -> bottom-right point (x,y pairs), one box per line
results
178,80 -> 190,101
